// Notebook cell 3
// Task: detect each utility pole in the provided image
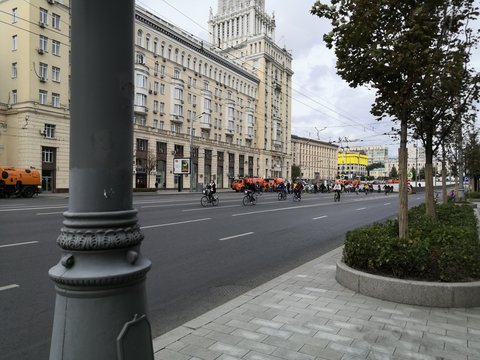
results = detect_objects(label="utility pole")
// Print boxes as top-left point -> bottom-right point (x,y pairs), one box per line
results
49,2 -> 153,359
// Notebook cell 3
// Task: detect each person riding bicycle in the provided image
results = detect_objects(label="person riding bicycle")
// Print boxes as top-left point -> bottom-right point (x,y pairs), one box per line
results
333,182 -> 342,201
208,179 -> 216,201
294,181 -> 303,199
245,181 -> 256,201
278,181 -> 286,195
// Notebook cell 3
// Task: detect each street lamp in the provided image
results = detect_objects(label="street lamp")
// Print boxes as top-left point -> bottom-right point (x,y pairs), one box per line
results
189,112 -> 207,192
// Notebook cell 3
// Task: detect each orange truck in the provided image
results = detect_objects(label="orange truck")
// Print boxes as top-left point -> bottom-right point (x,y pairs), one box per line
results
0,167 -> 41,198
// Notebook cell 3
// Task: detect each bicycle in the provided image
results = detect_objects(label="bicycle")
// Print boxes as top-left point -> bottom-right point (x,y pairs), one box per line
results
293,191 -> 301,202
242,190 -> 257,206
334,191 -> 340,202
200,189 -> 219,207
277,191 -> 287,201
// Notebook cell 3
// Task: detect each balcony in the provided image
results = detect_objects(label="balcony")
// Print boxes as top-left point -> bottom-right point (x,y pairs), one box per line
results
134,105 -> 148,114
200,122 -> 212,130
171,114 -> 184,124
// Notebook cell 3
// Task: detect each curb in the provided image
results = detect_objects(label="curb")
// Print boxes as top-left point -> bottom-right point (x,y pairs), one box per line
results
336,260 -> 480,307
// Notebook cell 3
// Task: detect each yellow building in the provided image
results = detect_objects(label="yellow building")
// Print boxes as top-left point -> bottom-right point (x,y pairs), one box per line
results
0,0 -> 293,191
337,152 -> 368,179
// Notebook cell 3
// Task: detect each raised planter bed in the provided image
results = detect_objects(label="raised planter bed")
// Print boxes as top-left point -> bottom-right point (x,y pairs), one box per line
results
336,260 -> 480,307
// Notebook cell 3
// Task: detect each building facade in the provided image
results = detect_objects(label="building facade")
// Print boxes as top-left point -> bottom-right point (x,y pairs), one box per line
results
291,135 -> 338,182
0,0 -> 71,191
209,0 -> 293,180
337,151 -> 368,179
348,145 -> 388,165
0,0 -> 293,192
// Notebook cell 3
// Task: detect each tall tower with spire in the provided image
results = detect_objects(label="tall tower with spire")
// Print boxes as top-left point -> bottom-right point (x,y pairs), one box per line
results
209,0 -> 293,179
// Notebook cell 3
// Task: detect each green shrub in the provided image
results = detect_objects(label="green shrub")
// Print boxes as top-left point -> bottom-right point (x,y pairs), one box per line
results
343,204 -> 480,282
133,188 -> 158,193
467,191 -> 480,199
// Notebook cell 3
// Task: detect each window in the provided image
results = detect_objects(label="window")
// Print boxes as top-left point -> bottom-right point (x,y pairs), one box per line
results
52,13 -> 60,29
11,90 -> 17,104
174,104 -> 183,117
136,30 -> 143,47
52,93 -> 60,108
52,40 -> 60,55
174,69 -> 181,79
39,35 -> 48,52
160,83 -> 165,95
153,100 -> 159,113
44,124 -> 56,138
153,81 -> 159,94
11,63 -> 17,78
145,34 -> 150,50
204,98 -> 211,110
39,8 -> 48,25
136,138 -> 148,151
12,8 -> 17,23
52,66 -> 60,82
135,93 -> 147,107
39,90 -> 48,104
39,63 -> 48,79
135,53 -> 145,64
12,35 -> 17,50
174,88 -> 183,100
42,148 -> 54,163
159,102 -> 165,113
136,73 -> 147,89
204,81 -> 209,91
153,119 -> 158,128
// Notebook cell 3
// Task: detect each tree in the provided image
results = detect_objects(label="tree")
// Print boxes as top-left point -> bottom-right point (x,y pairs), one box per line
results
291,165 -> 301,181
366,162 -> 384,177
145,152 -> 157,188
311,0 -> 425,239
311,0 -> 479,238
389,166 -> 399,179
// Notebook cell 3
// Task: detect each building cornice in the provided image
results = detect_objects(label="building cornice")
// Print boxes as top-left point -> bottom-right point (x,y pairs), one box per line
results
135,7 -> 259,84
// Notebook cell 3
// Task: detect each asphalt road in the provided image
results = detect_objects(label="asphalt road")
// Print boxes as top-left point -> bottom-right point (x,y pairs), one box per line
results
0,190 -> 424,360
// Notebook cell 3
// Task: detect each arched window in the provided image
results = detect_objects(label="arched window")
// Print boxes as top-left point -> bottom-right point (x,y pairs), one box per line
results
136,29 -> 143,47
153,38 -> 158,55
145,34 -> 150,50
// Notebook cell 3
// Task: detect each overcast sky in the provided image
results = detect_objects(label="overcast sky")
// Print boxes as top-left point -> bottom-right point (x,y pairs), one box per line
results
138,0 -> 480,158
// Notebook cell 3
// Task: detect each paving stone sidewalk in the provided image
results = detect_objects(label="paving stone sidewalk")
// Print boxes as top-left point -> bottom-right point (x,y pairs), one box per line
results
152,245 -> 480,360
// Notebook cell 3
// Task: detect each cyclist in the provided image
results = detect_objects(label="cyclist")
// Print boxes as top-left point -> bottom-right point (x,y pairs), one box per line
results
333,182 -> 342,201
208,179 -> 216,201
246,181 -> 256,201
294,181 -> 303,200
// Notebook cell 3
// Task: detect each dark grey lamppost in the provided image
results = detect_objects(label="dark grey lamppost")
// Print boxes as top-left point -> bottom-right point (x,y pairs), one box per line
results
49,1 -> 153,359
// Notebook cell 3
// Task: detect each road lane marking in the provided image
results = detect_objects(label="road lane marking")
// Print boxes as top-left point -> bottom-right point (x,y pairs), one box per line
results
312,215 -> 328,220
0,241 -> 39,248
183,204 -> 239,212
0,205 -> 67,212
140,218 -> 211,229
219,232 -> 254,241
384,203 -> 391,205
232,202 -> 327,217
0,284 -> 20,292
356,207 -> 367,211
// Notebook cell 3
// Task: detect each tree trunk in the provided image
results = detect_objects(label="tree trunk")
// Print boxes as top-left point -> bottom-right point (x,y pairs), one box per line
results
398,118 -> 408,241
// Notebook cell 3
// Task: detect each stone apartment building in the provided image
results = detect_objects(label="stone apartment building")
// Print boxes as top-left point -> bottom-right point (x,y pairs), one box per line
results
0,0 -> 293,192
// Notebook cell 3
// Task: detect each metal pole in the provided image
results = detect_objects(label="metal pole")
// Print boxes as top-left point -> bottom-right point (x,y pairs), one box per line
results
189,118 -> 194,192
49,2 -> 153,359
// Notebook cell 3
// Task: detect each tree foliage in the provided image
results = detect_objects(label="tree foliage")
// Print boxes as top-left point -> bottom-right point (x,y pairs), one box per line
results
311,0 -> 479,238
